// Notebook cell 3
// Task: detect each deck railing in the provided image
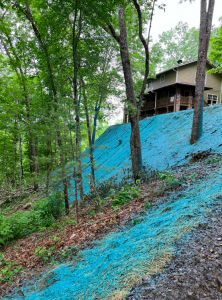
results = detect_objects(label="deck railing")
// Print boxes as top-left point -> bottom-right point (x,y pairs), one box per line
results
157,98 -> 173,107
142,96 -> 195,111
142,101 -> 155,110
142,97 -> 173,110
180,96 -> 194,106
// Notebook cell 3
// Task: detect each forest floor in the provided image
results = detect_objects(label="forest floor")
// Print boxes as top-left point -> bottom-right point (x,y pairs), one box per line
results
1,152 -> 222,299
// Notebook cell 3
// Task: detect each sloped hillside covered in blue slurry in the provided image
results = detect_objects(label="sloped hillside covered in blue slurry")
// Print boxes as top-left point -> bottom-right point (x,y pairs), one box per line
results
72,105 -> 222,200
5,105 -> 222,300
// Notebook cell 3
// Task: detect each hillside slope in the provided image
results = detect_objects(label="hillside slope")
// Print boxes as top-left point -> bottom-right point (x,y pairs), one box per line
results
8,166 -> 222,300
2,105 -> 222,300
77,105 -> 222,199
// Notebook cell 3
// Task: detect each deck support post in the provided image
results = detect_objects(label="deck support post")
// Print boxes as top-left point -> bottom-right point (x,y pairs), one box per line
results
175,87 -> 181,112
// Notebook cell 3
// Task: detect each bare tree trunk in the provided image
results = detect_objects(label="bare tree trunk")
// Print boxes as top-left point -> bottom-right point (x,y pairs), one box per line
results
18,128 -> 23,187
74,165 -> 79,223
102,1 -> 150,181
0,128 -> 7,188
118,6 -> 143,179
82,80 -> 95,187
190,0 -> 215,144
72,5 -> 84,201
12,125 -> 17,187
73,89 -> 84,201
68,116 -> 79,221
91,106 -> 100,147
57,135 -> 69,214
45,138 -> 51,196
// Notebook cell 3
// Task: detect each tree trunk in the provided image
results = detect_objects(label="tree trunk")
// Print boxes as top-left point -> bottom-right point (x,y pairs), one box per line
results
0,128 -> 7,188
23,0 -> 69,208
82,81 -> 95,187
45,139 -> 52,196
12,126 -> 17,187
74,165 -> 79,223
73,91 -> 84,201
190,0 -> 215,144
91,106 -> 100,147
118,6 -> 143,180
0,34 -> 39,190
29,138 -> 39,191
72,7 -> 84,202
57,135 -> 69,214
68,116 -> 79,220
18,129 -> 23,186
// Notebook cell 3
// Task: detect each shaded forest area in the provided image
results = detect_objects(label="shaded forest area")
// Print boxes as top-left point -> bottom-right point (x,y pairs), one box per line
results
0,0 -> 221,215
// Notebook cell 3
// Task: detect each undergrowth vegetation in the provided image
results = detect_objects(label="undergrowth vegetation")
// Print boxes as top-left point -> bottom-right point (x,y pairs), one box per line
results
112,184 -> 141,207
0,166 -> 168,251
87,166 -> 157,207
0,254 -> 22,284
0,192 -> 64,248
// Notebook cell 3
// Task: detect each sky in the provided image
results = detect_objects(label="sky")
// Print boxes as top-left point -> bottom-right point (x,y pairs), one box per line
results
151,0 -> 222,42
109,0 -> 222,124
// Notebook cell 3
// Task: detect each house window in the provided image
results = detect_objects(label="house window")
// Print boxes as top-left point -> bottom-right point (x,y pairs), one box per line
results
207,94 -> 218,105
160,74 -> 165,83
146,80 -> 152,89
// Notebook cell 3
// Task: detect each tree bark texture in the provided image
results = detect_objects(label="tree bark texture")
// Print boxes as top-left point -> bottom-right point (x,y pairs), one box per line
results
118,6 -> 143,179
82,81 -> 95,187
190,0 -> 215,144
72,7 -> 84,201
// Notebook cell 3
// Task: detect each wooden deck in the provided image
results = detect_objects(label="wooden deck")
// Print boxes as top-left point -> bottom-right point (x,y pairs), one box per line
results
180,96 -> 194,106
124,95 -> 195,123
142,96 -> 194,111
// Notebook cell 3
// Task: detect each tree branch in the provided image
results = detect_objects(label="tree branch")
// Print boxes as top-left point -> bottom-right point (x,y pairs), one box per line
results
147,0 -> 155,46
132,0 -> 150,106
108,23 -> 121,43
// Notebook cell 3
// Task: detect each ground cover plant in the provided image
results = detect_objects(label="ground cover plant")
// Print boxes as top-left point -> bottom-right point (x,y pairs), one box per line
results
0,254 -> 22,284
0,193 -> 64,248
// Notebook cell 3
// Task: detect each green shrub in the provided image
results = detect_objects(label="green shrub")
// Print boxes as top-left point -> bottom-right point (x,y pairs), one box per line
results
131,219 -> 142,226
88,176 -> 122,201
158,171 -> 176,183
33,192 -> 64,220
0,192 -> 65,248
35,246 -> 55,262
144,201 -> 151,209
112,184 -> 141,208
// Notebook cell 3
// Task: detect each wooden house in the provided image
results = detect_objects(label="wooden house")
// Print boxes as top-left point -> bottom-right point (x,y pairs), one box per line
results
123,60 -> 222,122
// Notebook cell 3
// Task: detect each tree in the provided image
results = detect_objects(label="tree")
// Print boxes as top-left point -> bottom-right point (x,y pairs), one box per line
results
190,0 -> 215,145
95,0 -> 154,180
156,22 -> 199,70
208,22 -> 222,74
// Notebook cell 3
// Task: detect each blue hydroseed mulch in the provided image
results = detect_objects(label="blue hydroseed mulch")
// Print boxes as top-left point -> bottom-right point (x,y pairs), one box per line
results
9,167 -> 222,300
5,105 -> 222,300
69,105 -> 222,201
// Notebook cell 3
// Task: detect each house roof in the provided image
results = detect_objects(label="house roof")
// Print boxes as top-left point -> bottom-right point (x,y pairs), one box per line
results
149,59 -> 220,78
147,81 -> 213,93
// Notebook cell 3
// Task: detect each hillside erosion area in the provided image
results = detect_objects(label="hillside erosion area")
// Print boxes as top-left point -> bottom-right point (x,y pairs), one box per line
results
77,104 -> 222,199
1,105 -> 222,300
